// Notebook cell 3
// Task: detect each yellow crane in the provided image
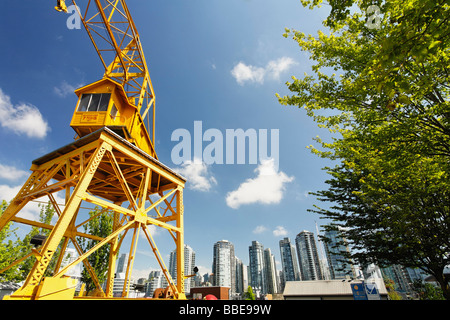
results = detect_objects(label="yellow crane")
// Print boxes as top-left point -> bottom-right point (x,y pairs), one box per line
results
0,0 -> 188,300
60,0 -> 157,159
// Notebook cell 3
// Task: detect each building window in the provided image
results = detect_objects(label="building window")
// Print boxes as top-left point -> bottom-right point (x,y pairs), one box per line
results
77,93 -> 111,112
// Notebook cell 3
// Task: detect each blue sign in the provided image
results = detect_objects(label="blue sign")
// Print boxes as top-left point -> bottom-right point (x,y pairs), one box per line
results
351,283 -> 368,300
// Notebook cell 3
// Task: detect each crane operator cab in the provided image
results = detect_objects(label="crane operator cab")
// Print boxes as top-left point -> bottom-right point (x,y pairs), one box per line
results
70,78 -> 157,159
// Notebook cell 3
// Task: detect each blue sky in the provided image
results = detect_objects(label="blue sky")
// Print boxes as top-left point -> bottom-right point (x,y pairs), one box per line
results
0,1 -> 336,279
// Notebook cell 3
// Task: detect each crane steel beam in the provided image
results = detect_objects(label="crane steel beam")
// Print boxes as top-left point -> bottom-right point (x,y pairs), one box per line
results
1,128 -> 186,300
71,0 -> 157,150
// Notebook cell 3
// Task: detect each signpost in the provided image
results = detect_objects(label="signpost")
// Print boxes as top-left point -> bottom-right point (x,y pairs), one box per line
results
365,283 -> 381,300
350,282 -> 381,300
351,283 -> 368,300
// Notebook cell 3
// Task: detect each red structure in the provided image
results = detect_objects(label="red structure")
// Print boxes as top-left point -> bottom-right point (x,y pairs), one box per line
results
190,287 -> 230,300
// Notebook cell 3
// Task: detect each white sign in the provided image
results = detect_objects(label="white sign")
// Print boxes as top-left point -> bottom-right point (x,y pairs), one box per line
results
365,283 -> 381,300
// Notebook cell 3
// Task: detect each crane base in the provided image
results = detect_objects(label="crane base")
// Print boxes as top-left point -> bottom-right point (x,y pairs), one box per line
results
0,127 -> 187,300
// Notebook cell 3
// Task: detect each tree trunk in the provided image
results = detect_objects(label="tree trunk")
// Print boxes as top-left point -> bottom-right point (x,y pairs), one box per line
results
434,272 -> 450,300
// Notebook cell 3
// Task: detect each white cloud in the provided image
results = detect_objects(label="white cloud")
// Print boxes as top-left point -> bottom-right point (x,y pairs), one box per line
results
253,225 -> 268,234
0,162 -> 65,222
141,224 -> 162,237
266,57 -> 297,80
225,158 -> 294,209
273,226 -> 288,237
231,62 -> 265,85
0,88 -> 50,139
0,184 -> 21,204
54,81 -> 82,98
0,183 -> 64,222
0,164 -> 28,181
231,57 -> 297,85
174,159 -> 217,192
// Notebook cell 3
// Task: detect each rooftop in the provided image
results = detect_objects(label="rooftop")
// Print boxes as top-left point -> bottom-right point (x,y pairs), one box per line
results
283,278 -> 388,298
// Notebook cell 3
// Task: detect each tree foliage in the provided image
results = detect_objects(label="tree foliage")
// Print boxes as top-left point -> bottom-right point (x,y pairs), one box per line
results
0,201 -> 58,282
0,201 -> 24,282
279,0 -> 450,159
1,201 -> 115,293
411,278 -> 445,300
19,202 -> 58,279
384,278 -> 403,300
243,285 -> 256,300
278,0 -> 450,299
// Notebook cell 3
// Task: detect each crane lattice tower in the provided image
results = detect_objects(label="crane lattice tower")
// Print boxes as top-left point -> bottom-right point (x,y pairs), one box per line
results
0,0 -> 187,300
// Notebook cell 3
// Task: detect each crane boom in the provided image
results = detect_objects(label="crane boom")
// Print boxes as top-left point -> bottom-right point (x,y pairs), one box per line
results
57,0 -> 157,157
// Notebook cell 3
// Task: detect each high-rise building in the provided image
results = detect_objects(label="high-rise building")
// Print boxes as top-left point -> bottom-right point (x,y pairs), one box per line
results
364,263 -> 383,279
146,270 -> 164,297
279,237 -> 300,286
59,247 -> 82,291
193,273 -> 203,287
203,273 -> 210,285
295,230 -> 323,280
117,253 -> 129,274
264,248 -> 279,294
104,253 -> 132,297
59,247 -> 81,278
249,240 -> 266,293
323,228 -> 356,279
278,270 -> 285,293
382,265 -> 412,296
212,240 -> 236,294
168,244 -> 196,293
242,265 -> 249,292
111,272 -> 132,297
235,257 -> 244,294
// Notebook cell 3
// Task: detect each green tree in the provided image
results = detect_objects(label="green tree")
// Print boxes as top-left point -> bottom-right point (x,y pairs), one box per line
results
0,201 -> 59,282
411,279 -> 445,300
384,278 -> 403,300
18,202 -> 58,280
243,286 -> 256,300
278,0 -> 450,299
79,207 -> 113,293
279,0 -> 450,159
309,137 -> 450,297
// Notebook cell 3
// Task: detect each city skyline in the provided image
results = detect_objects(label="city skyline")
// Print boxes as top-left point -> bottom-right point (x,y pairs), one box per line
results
57,229 -> 430,299
134,227 -> 332,289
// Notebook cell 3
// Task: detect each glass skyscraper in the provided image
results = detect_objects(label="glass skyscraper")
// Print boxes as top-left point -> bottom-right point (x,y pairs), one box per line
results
212,240 -> 236,294
169,244 -> 196,293
295,230 -> 323,280
323,228 -> 356,279
264,248 -> 279,294
249,240 -> 266,294
117,253 -> 129,273
279,237 -> 300,286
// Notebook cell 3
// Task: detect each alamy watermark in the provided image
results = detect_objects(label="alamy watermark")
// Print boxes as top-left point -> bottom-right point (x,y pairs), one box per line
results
171,121 -> 280,172
365,5 -> 381,30
64,4 -> 381,31
65,5 -> 82,30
